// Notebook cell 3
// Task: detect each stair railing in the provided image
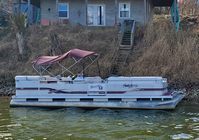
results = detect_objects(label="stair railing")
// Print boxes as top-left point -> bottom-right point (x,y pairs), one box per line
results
130,20 -> 136,47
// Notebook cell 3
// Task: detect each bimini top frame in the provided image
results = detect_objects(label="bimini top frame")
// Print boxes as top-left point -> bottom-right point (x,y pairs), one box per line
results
32,49 -> 99,77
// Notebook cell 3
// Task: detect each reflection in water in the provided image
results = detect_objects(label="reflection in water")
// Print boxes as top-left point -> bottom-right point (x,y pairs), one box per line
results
0,98 -> 198,140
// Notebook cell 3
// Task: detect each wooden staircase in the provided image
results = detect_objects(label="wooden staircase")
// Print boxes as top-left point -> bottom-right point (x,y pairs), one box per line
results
110,20 -> 136,75
121,31 -> 131,46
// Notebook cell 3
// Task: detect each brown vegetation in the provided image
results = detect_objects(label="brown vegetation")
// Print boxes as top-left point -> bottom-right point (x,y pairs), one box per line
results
128,19 -> 199,89
0,25 -> 118,80
0,16 -> 198,96
179,0 -> 199,16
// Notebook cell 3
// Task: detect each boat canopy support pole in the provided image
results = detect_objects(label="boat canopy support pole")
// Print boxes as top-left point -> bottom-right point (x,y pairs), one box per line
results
32,64 -> 56,77
60,57 -> 84,75
58,63 -> 74,75
80,55 -> 100,73
97,60 -> 101,77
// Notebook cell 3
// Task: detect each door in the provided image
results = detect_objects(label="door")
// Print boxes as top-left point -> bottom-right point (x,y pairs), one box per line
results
87,4 -> 105,26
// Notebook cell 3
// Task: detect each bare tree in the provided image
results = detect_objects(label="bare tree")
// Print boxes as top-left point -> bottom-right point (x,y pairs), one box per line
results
11,13 -> 27,59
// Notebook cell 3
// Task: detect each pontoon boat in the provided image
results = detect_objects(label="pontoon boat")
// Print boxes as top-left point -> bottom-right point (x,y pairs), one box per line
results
10,49 -> 185,109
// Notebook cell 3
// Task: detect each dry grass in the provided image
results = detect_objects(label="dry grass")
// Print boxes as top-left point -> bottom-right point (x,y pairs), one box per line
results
127,19 -> 199,88
0,18 -> 198,89
0,25 -> 118,80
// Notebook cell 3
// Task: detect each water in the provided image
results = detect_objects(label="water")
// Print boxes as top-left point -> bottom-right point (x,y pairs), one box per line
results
0,98 -> 198,140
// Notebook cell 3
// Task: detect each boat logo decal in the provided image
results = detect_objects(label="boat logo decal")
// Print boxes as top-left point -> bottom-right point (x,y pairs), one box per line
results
90,85 -> 103,90
123,84 -> 138,88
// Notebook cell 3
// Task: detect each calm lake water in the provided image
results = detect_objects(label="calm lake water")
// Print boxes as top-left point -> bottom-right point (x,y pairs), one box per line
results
0,97 -> 198,140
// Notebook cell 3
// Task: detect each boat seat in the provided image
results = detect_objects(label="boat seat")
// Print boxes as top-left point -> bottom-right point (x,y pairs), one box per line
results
43,76 -> 58,81
61,76 -> 72,81
85,77 -> 102,83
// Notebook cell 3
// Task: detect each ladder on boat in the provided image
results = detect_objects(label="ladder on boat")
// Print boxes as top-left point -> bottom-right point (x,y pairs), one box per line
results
110,20 -> 136,75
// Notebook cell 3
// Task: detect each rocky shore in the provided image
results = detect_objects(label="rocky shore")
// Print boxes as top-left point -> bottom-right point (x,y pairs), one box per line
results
0,86 -> 15,96
183,89 -> 199,104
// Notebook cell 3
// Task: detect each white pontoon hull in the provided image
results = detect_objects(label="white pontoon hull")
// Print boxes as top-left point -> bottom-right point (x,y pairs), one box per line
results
10,93 -> 184,109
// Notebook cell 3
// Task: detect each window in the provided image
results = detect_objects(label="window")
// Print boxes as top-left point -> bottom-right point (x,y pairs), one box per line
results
119,3 -> 130,18
58,3 -> 69,18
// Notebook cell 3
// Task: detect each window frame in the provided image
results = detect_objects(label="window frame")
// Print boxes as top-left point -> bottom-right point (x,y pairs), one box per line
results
119,2 -> 131,19
58,2 -> 69,19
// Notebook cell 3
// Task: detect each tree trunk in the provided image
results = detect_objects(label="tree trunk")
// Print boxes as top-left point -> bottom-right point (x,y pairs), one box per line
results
16,32 -> 25,56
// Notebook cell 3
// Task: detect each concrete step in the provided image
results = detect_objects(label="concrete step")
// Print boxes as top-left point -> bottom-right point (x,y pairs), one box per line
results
122,38 -> 131,41
123,34 -> 131,36
123,33 -> 131,35
121,42 -> 131,44
120,45 -> 132,48
122,41 -> 130,43
121,41 -> 131,44
122,38 -> 131,40
122,36 -> 131,38
118,53 -> 128,56
121,39 -> 131,41
119,47 -> 132,50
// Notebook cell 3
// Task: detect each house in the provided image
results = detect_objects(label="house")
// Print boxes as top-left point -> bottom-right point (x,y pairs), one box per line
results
12,0 -> 177,26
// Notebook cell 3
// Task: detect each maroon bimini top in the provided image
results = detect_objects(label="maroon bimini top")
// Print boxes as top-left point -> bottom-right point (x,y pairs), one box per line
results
32,49 -> 98,66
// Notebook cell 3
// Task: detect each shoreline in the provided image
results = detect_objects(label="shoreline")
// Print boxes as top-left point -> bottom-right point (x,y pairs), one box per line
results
182,89 -> 199,104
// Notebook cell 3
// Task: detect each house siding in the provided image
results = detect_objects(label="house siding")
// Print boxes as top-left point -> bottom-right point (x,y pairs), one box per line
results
68,0 -> 87,25
41,0 -> 57,21
146,0 -> 153,22
88,0 -> 116,26
40,0 -> 153,26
